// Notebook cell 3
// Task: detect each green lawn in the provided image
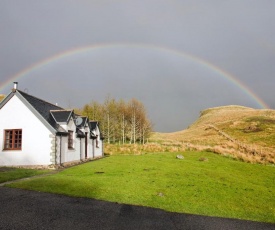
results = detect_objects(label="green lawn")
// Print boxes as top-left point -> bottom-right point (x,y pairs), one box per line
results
6,152 -> 275,223
0,167 -> 50,183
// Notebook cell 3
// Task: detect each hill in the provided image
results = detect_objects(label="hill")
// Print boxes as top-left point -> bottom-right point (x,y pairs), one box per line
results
152,105 -> 275,164
0,94 -> 5,102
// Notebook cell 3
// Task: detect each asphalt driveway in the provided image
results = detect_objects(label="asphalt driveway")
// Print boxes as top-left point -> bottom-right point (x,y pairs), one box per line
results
0,187 -> 274,230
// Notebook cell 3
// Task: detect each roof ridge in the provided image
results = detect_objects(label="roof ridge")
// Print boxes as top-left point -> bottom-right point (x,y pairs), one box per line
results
18,90 -> 64,110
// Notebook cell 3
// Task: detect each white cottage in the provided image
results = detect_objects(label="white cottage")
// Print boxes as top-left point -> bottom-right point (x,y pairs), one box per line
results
0,82 -> 104,167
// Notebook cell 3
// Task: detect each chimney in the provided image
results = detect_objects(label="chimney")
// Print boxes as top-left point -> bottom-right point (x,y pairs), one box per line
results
13,82 -> 18,92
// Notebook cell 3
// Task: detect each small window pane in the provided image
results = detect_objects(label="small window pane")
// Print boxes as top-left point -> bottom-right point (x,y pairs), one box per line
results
4,129 -> 22,150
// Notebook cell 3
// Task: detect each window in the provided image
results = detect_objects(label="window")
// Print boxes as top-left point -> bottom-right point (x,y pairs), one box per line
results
4,129 -> 22,150
68,130 -> 74,149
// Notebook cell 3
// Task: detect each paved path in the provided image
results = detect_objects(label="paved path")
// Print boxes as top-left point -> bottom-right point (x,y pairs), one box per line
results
0,187 -> 274,230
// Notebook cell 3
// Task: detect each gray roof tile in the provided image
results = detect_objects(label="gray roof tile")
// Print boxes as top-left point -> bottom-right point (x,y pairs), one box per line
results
18,90 -> 67,133
51,110 -> 73,123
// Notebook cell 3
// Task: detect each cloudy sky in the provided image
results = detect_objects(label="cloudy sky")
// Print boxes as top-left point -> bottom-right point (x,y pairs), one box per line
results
0,1 -> 274,132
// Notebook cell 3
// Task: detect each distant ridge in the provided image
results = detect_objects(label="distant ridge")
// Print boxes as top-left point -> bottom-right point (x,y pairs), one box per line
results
0,94 -> 5,102
153,105 -> 275,164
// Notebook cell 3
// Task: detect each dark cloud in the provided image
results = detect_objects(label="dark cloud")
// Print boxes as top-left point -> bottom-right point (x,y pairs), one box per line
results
0,1 -> 274,131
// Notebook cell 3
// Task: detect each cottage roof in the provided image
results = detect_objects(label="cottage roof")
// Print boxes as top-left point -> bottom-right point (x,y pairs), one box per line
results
19,90 -> 63,113
79,116 -> 89,127
0,88 -> 95,136
0,90 -> 69,134
76,127 -> 85,138
17,90 -> 69,132
51,110 -> 74,123
89,121 -> 98,130
89,121 -> 104,140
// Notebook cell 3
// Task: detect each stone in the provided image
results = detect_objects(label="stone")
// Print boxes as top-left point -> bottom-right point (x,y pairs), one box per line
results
176,155 -> 184,159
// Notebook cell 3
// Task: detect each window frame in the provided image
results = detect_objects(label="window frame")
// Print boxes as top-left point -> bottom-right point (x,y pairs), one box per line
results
68,130 -> 74,149
4,129 -> 22,150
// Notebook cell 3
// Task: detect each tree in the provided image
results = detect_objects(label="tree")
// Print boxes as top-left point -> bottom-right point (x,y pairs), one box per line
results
118,99 -> 130,144
102,96 -> 119,144
128,98 -> 152,144
78,96 -> 153,144
89,101 -> 102,121
140,117 -> 153,144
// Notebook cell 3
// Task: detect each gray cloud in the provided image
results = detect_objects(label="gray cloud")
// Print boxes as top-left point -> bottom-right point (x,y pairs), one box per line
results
1,0 -> 274,132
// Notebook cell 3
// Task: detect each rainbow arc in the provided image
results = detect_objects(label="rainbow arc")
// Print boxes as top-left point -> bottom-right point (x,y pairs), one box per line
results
0,43 -> 269,109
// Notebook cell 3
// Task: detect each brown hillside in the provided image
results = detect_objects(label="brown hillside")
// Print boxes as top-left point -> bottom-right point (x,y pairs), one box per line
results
0,94 -> 5,102
152,105 -> 275,164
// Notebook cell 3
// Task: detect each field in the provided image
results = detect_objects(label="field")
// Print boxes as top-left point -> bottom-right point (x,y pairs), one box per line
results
6,151 -> 275,223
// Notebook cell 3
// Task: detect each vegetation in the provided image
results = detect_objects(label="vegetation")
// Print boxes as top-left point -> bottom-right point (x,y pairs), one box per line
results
1,104 -> 274,223
76,96 -> 153,144
104,143 -> 186,155
0,167 -> 49,183
0,94 -> 5,102
6,152 -> 275,223
153,106 -> 275,164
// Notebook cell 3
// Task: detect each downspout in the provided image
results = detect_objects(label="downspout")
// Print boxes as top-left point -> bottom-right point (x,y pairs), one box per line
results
80,137 -> 82,161
92,139 -> 95,159
102,139 -> 104,156
55,135 -> 57,165
60,135 -> 62,166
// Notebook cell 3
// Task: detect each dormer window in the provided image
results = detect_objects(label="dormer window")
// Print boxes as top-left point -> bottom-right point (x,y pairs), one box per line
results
68,130 -> 74,149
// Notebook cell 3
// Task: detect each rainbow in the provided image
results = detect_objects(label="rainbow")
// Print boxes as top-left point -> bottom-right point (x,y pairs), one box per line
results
0,43 -> 269,109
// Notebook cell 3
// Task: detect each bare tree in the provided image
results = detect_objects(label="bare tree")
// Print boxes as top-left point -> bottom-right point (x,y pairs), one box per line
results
78,96 -> 153,144
128,98 -> 148,144
118,99 -> 130,144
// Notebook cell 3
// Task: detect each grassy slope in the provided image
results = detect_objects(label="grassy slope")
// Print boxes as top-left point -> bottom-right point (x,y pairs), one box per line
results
0,167 -> 50,183
152,105 -> 275,164
6,152 -> 275,223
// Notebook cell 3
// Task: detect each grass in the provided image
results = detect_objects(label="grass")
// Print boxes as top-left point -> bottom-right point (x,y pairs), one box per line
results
6,152 -> 275,223
152,106 -> 275,164
0,167 -> 50,183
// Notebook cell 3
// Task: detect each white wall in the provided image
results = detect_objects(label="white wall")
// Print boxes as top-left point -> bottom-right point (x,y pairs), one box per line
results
94,137 -> 103,158
79,137 -> 84,160
61,117 -> 83,163
88,138 -> 94,159
0,96 -> 53,166
93,126 -> 103,158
